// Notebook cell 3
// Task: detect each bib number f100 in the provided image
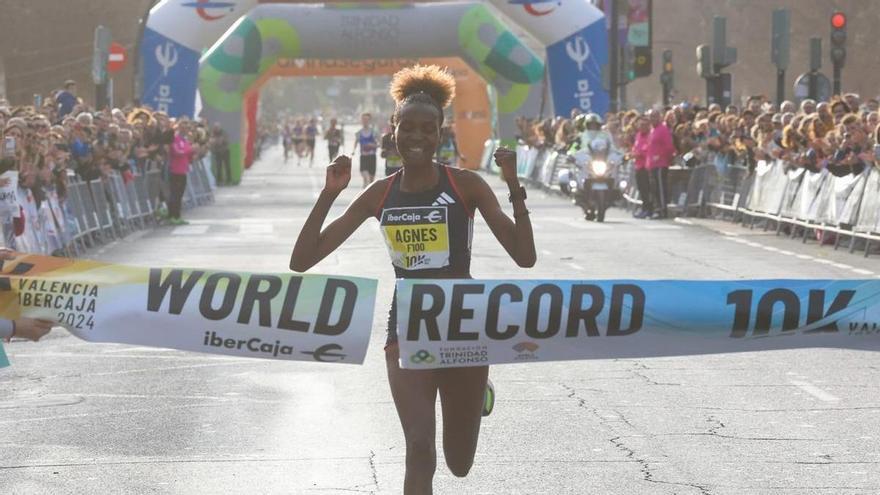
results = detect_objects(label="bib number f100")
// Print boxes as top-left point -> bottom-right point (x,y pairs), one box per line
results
381,206 -> 451,271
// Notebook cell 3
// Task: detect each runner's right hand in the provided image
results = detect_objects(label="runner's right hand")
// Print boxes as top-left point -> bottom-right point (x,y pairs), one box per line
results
13,318 -> 54,341
324,155 -> 352,194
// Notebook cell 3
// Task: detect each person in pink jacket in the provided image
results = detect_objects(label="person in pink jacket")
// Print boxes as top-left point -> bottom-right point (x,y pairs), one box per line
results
630,115 -> 653,218
168,120 -> 198,225
646,109 -> 676,219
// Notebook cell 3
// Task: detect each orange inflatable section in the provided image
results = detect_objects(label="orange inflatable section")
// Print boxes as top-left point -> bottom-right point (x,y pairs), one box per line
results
242,57 -> 491,170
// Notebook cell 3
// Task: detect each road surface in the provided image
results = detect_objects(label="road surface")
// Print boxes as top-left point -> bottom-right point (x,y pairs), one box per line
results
3,144 -> 880,494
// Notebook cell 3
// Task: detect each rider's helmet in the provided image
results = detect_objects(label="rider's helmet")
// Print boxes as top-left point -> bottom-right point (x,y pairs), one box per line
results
583,113 -> 603,130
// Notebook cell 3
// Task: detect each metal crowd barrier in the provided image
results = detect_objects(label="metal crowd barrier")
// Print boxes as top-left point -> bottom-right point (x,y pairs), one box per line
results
495,142 -> 709,217
699,159 -> 880,257
490,138 -> 880,257
8,158 -> 215,257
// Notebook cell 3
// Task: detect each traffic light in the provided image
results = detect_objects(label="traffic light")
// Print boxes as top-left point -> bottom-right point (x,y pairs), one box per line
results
662,50 -> 673,78
660,50 -> 674,105
696,44 -> 712,78
830,12 -> 846,67
623,46 -> 636,82
633,46 -> 652,78
771,9 -> 790,70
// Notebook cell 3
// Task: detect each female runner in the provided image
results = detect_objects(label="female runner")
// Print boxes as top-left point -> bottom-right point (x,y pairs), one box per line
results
290,65 -> 535,494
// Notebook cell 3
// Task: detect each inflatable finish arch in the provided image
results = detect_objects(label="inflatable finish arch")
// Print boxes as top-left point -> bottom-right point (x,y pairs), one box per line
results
199,2 -> 548,181
140,0 -> 608,119
241,57 -> 492,173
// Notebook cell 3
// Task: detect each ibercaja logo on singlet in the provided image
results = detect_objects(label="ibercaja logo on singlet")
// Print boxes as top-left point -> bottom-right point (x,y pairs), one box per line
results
381,206 -> 451,270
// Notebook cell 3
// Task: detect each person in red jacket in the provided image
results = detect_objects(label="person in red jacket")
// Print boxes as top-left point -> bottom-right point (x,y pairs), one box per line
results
630,115 -> 653,218
168,120 -> 199,225
646,109 -> 676,219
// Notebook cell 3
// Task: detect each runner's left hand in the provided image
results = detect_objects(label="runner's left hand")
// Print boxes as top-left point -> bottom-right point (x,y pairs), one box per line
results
494,147 -> 517,181
0,248 -> 18,261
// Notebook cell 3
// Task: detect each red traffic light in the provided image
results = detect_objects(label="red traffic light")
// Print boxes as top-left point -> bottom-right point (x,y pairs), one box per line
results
831,12 -> 846,29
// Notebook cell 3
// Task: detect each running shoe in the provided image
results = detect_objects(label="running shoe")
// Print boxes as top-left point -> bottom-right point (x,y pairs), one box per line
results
482,379 -> 495,417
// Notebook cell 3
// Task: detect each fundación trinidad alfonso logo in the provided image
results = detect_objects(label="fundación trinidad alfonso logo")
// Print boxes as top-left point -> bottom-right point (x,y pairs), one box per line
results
181,0 -> 236,21
410,350 -> 436,364
509,0 -> 562,16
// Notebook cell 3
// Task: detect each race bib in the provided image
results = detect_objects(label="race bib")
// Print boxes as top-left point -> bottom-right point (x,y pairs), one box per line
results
381,206 -> 450,270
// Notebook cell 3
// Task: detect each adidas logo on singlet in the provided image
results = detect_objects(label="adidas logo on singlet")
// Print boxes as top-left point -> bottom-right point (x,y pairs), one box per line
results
432,192 -> 456,206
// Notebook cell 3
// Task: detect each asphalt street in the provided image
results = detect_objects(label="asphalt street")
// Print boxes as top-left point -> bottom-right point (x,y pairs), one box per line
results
3,143 -> 880,494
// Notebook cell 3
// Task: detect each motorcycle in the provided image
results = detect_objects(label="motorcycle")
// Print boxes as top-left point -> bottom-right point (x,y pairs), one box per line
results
557,137 -> 621,222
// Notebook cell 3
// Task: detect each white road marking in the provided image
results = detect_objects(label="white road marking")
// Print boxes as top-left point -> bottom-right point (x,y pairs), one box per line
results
789,380 -> 840,402
716,235 -> 876,274
171,225 -> 210,236
567,263 -> 586,271
674,218 -> 695,226
239,223 -> 274,235
219,193 -> 260,200
644,225 -> 682,230
540,249 -> 553,256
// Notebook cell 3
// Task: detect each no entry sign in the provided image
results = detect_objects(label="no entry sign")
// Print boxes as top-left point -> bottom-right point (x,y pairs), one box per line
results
107,42 -> 127,73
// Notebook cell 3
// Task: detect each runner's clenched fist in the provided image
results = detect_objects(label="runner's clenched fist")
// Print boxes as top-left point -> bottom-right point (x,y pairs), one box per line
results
324,155 -> 352,194
493,147 -> 517,182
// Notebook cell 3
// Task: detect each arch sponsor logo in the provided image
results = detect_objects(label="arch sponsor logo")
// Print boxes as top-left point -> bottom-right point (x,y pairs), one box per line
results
509,0 -> 561,17
546,21 -> 609,116
155,42 -> 179,77
181,0 -> 236,22
566,35 -> 590,72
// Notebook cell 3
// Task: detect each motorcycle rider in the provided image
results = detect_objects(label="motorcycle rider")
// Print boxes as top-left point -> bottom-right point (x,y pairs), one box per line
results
570,113 -> 622,179
571,113 -> 615,155
566,113 -> 622,221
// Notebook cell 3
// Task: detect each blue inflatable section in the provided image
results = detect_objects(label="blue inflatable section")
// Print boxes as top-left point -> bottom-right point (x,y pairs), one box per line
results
140,27 -> 201,117
546,19 -> 609,117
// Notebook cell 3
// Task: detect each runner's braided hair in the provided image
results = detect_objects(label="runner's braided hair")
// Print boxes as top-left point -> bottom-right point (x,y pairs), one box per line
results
390,65 -> 455,127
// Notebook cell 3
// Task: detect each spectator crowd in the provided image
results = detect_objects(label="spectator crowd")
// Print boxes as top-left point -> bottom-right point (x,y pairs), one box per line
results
515,93 -> 880,219
0,79 -> 232,253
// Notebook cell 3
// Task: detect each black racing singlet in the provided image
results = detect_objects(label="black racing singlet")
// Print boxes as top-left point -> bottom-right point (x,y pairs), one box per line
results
376,164 -> 474,344
376,164 -> 473,279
